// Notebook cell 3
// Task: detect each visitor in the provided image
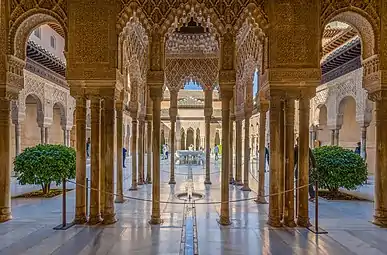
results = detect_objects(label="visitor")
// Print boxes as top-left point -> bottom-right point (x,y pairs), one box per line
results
265,144 -> 270,172
123,147 -> 127,168
214,145 -> 219,161
162,144 -> 166,160
165,144 -> 169,159
354,142 -> 361,155
86,138 -> 91,158
294,137 -> 317,201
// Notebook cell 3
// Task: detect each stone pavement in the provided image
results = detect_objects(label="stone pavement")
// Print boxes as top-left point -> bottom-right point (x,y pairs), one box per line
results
1,158 -> 387,255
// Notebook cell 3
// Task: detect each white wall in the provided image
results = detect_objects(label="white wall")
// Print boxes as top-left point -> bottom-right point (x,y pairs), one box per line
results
29,24 -> 66,63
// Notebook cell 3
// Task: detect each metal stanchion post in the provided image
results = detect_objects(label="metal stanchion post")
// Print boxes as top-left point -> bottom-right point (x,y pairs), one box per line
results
85,177 -> 89,218
54,178 -> 75,230
307,180 -> 328,234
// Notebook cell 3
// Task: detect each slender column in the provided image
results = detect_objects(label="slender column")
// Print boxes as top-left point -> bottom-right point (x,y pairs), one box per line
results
361,126 -> 367,159
256,103 -> 268,204
146,120 -> 152,183
373,93 -> 387,227
15,122 -> 21,155
115,103 -> 124,202
102,96 -> 117,224
334,129 -> 340,146
74,96 -> 87,224
229,116 -> 234,184
235,119 -> 243,185
129,113 -> 138,190
297,96 -> 311,227
44,127 -> 49,144
169,90 -> 178,184
204,89 -> 213,184
241,113 -> 252,191
268,95 -> 282,227
279,101 -> 285,219
149,87 -> 162,225
63,128 -> 67,146
0,98 -> 12,222
67,130 -> 71,147
40,126 -> 45,144
138,118 -> 145,185
330,129 -> 335,145
284,99 -> 296,227
218,89 -> 232,225
89,97 -> 101,224
100,100 -> 106,217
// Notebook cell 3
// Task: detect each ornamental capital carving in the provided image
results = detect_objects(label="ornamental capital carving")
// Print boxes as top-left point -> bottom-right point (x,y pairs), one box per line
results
147,71 -> 164,87
149,87 -> 163,100
219,69 -> 236,86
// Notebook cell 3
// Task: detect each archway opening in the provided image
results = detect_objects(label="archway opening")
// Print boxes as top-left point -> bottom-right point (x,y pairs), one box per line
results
186,128 -> 194,149
338,96 -> 360,148
316,105 -> 329,146
24,95 -> 43,148
52,102 -> 66,145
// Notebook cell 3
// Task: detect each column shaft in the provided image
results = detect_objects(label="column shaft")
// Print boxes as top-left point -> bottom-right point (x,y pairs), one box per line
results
219,92 -> 231,225
44,127 -> 49,144
130,118 -> 138,190
235,120 -> 243,185
268,96 -> 281,227
229,118 -> 234,184
138,120 -> 145,185
361,127 -> 367,159
204,116 -> 211,184
89,98 -> 101,224
15,123 -> 21,155
297,97 -> 311,227
334,129 -> 340,146
241,115 -> 251,191
284,99 -> 296,227
74,97 -> 87,224
0,98 -> 11,222
373,96 -> 387,226
169,120 -> 176,184
40,126 -> 45,144
146,120 -> 152,183
279,102 -> 285,219
149,93 -> 162,224
102,97 -> 116,224
115,106 -> 124,202
330,130 -> 335,145
256,106 -> 267,204
63,128 -> 67,146
100,100 -> 106,217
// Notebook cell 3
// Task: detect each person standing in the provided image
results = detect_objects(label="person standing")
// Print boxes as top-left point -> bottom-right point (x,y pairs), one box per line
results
86,137 -> 91,158
214,145 -> 219,161
123,147 -> 127,168
354,142 -> 361,155
265,144 -> 270,172
165,144 -> 169,159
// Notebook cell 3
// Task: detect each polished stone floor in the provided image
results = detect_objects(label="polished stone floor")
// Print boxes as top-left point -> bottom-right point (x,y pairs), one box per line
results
1,157 -> 387,255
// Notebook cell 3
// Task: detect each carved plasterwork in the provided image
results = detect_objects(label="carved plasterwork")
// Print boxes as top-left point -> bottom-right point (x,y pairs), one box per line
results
165,58 -> 218,91
166,33 -> 219,59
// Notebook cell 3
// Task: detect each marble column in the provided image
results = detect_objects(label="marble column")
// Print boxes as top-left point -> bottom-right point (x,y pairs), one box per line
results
235,118 -> 243,185
44,127 -> 49,144
138,118 -> 145,185
373,93 -> 387,227
115,103 -> 124,203
255,103 -> 268,204
361,126 -> 367,159
89,97 -> 102,224
241,112 -> 252,191
149,87 -> 162,225
169,90 -> 178,185
334,129 -> 340,146
102,96 -> 116,224
67,130 -> 71,147
100,100 -> 106,217
63,127 -> 67,146
297,96 -> 311,227
15,122 -> 21,155
330,129 -> 335,145
129,112 -> 138,191
229,115 -> 235,184
218,89 -> 232,225
204,89 -> 213,185
74,96 -> 87,224
40,125 -> 45,144
0,98 -> 11,222
284,99 -> 296,227
146,119 -> 152,183
268,96 -> 281,227
279,101 -> 285,219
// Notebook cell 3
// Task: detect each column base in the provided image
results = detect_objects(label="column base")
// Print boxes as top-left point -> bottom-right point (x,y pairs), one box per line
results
283,219 -> 297,228
168,179 -> 176,185
240,185 -> 251,192
88,214 -> 102,225
129,186 -> 138,191
0,209 -> 12,223
267,217 -> 282,227
73,214 -> 87,224
235,180 -> 243,186
114,196 -> 125,203
204,180 -> 212,185
217,216 -> 232,226
138,181 -> 145,185
296,216 -> 311,227
373,215 -> 387,227
149,217 -> 163,225
254,197 -> 268,204
102,214 -> 117,225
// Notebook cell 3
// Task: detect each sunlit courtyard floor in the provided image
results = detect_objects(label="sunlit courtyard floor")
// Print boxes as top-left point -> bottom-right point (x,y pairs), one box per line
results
1,156 -> 387,255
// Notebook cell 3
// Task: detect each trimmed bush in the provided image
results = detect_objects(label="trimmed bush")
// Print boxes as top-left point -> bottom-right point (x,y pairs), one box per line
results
310,146 -> 367,192
14,144 -> 76,194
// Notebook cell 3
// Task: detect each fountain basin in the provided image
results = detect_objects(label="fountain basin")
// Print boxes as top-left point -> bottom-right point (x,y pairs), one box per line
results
176,192 -> 204,201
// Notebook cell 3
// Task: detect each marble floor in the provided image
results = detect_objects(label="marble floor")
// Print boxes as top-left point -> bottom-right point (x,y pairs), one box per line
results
1,158 -> 387,255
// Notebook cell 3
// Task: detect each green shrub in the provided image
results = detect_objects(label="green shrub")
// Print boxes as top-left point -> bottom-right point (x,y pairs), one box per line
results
14,144 -> 76,194
311,146 -> 367,192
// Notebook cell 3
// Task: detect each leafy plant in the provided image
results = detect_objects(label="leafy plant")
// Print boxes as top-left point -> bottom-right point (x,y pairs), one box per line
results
310,146 -> 368,193
14,144 -> 76,194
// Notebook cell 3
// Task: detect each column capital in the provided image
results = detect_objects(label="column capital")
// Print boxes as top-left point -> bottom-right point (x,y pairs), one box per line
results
369,90 -> 387,102
259,101 -> 269,113
219,88 -> 233,100
149,87 -> 163,100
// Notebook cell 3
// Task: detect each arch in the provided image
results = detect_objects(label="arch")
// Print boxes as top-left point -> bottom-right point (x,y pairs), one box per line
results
215,130 -> 220,146
337,96 -> 360,147
9,12 -> 67,60
117,6 -> 153,35
338,95 -> 357,115
233,3 -> 268,35
186,128 -> 194,149
180,128 -> 186,150
322,10 -> 378,59
53,102 -> 67,128
316,105 -> 328,128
